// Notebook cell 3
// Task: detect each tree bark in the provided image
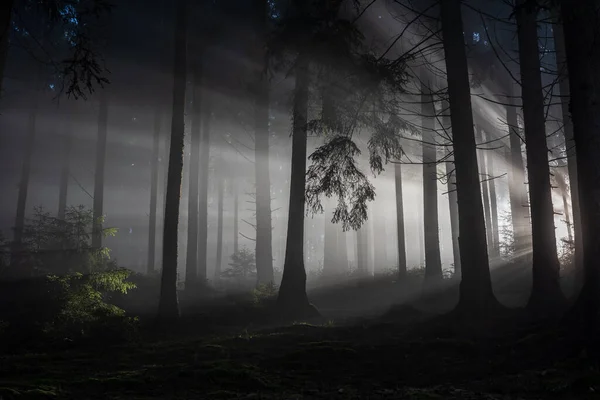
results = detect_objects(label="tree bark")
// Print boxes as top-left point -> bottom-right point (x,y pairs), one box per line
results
394,162 -> 407,278
0,0 -> 14,98
158,0 -> 187,323
233,177 -> 239,254
486,133 -> 500,258
515,0 -> 565,311
553,19 -> 583,284
442,100 -> 461,277
92,92 -> 108,249
277,54 -> 316,316
215,171 -> 224,281
147,110 -> 161,274
185,67 -> 202,288
440,0 -> 498,314
197,92 -> 211,282
506,83 -> 530,258
560,0 -> 600,345
421,79 -> 442,281
57,129 -> 72,221
477,126 -> 494,255
253,0 -> 274,286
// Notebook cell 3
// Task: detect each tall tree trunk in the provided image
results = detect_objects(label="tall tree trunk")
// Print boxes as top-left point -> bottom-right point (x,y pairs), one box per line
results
185,67 -> 202,288
553,19 -> 583,285
394,162 -> 407,278
277,54 -> 316,316
484,130 -> 500,258
416,206 -> 424,267
421,79 -> 443,281
197,93 -> 211,282
506,83 -> 529,258
233,177 -> 239,254
373,209 -> 387,275
215,172 -> 224,280
515,0 -> 565,311
560,0 -> 600,351
555,171 -> 573,243
57,130 -> 72,220
253,1 -> 274,285
147,110 -> 161,274
336,223 -> 348,274
440,0 -> 498,314
13,100 -> 37,262
443,100 -> 461,277
92,93 -> 108,249
356,223 -> 368,276
158,0 -> 187,323
477,126 -> 494,254
0,0 -> 14,98
323,203 -> 337,277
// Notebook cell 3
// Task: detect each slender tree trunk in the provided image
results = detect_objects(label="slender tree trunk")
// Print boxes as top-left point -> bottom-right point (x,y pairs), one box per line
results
373,209 -> 387,275
0,0 -> 14,98
277,54 -> 316,316
185,67 -> 202,288
147,110 -> 161,274
356,224 -> 367,276
57,130 -> 72,220
215,172 -> 224,280
233,177 -> 239,254
197,93 -> 211,282
440,0 -> 498,314
416,207 -> 424,267
13,100 -> 37,261
515,0 -> 565,311
487,147 -> 500,259
553,20 -> 583,284
158,0 -> 187,323
555,171 -> 573,243
442,100 -> 461,277
506,83 -> 529,257
477,126 -> 494,254
421,79 -> 443,281
92,92 -> 108,249
394,162 -> 407,278
336,223 -> 348,274
560,0 -> 600,352
323,203 -> 337,277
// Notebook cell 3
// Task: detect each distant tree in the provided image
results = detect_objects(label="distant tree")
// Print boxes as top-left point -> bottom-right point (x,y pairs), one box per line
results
197,93 -> 212,283
147,111 -> 161,274
158,0 -> 187,323
222,247 -> 257,283
92,91 -> 108,250
394,160 -> 407,278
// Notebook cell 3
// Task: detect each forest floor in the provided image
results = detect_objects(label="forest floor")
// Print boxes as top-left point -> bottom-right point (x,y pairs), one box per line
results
0,301 -> 598,400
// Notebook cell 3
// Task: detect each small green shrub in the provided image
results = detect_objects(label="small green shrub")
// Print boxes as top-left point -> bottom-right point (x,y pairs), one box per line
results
251,282 -> 278,306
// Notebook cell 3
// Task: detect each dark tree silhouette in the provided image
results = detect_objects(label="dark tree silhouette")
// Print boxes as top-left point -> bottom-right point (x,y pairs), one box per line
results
394,161 -> 407,278
515,0 -> 565,311
440,0 -> 498,314
91,92 -> 108,249
147,111 -> 161,274
57,128 -> 72,220
197,92 -> 212,282
158,0 -> 187,323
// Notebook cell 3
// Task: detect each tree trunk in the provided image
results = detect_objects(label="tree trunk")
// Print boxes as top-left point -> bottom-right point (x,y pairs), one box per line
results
443,101 -> 461,277
147,110 -> 161,274
555,171 -> 573,243
57,130 -> 72,220
323,203 -> 337,277
373,209 -> 387,275
560,0 -> 600,352
277,54 -> 316,316
215,172 -> 224,281
506,83 -> 530,258
486,133 -> 500,258
92,92 -> 108,249
233,177 -> 239,254
185,67 -> 202,288
440,0 -> 498,314
336,223 -> 348,274
254,70 -> 274,285
394,162 -> 407,278
515,0 -> 565,311
13,100 -> 37,262
477,126 -> 494,254
356,223 -> 368,276
553,20 -> 583,285
0,0 -> 14,98
158,0 -> 187,323
197,92 -> 211,282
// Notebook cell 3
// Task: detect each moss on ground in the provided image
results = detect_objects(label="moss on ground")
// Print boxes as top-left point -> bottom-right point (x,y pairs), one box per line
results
0,313 -> 598,399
